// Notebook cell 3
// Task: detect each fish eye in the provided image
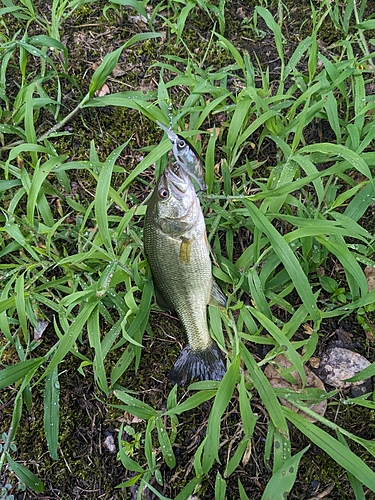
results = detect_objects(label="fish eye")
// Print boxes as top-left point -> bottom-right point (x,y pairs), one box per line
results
177,139 -> 186,149
159,188 -> 169,199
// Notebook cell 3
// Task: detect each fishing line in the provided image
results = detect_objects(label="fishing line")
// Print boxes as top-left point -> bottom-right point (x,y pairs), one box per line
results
167,0 -> 173,131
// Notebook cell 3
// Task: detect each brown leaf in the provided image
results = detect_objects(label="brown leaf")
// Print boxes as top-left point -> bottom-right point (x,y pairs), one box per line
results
95,83 -> 110,97
112,64 -> 126,78
120,411 -> 143,424
206,126 -> 221,139
264,354 -> 327,423
365,265 -> 375,292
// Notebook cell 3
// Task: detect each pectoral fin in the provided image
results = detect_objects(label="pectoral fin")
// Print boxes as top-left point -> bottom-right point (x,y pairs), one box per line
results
179,237 -> 191,264
209,280 -> 227,308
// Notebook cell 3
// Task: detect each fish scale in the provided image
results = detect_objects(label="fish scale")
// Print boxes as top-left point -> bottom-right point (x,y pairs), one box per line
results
146,230 -> 212,351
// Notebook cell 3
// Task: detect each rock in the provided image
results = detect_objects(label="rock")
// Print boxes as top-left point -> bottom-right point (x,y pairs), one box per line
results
319,347 -> 371,391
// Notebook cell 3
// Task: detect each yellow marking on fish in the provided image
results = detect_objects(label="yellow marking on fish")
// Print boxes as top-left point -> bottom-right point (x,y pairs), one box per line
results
204,232 -> 209,250
179,238 -> 192,263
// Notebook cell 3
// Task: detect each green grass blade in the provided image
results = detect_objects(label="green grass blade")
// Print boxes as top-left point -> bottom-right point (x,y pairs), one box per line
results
164,390 -> 216,416
284,408 -> 375,492
239,374 -> 257,436
0,358 -> 44,390
336,432 -> 366,500
214,32 -> 245,72
27,156 -> 64,224
244,200 -> 319,321
284,36 -> 311,79
202,355 -> 240,471
87,33 -> 161,99
247,268 -> 272,320
261,446 -> 309,500
314,234 -> 367,299
238,478 -> 250,500
205,127 -> 217,194
155,416 -> 176,469
299,143 -> 373,183
117,422 -> 146,473
144,417 -> 156,472
343,361 -> 375,382
353,71 -> 365,134
113,390 -> 157,420
241,344 -> 289,436
344,183 -> 375,221
95,144 -> 127,257
224,437 -> 251,478
122,140 -> 171,189
43,299 -> 98,380
5,453 -> 44,492
174,477 -> 201,500
110,0 -> 148,20
44,365 -> 60,460
215,472 -> 226,500
87,305 -> 109,394
249,307 -> 306,384
15,273 -> 28,345
226,94 -> 252,152
255,7 -> 284,78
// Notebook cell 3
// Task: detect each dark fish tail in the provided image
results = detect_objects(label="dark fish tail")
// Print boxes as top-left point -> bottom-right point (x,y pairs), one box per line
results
168,343 -> 226,385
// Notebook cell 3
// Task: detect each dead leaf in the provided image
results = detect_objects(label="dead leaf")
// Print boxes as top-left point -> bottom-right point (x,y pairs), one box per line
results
365,329 -> 375,343
242,440 -> 252,466
112,64 -> 126,78
264,354 -> 327,423
303,323 -> 314,335
34,319 -> 49,340
309,356 -> 320,369
95,83 -> 110,97
365,265 -> 375,292
119,411 -> 143,424
206,126 -> 221,139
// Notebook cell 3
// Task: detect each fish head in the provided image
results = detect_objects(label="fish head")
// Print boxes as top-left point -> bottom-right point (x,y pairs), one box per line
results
153,164 -> 200,235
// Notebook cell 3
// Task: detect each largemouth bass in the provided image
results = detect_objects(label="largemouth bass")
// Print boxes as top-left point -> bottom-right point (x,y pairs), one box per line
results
143,163 -> 226,384
157,121 -> 207,192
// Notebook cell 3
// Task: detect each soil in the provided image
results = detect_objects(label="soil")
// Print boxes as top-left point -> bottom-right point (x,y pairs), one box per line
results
1,0 -> 375,499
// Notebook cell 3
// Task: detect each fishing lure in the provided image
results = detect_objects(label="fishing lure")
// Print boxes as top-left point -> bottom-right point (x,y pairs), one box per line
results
157,121 -> 207,191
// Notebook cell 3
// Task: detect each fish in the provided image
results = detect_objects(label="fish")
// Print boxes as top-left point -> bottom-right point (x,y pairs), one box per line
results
157,121 -> 207,191
143,163 -> 226,385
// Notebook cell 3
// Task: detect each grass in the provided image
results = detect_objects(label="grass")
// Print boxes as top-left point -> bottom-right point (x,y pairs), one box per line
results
1,0 -> 375,498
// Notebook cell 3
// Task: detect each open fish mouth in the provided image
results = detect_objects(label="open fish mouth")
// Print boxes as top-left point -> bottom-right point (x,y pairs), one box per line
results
164,164 -> 189,194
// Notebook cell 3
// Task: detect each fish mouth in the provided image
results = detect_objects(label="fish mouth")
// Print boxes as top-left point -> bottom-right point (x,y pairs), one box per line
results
164,164 -> 189,194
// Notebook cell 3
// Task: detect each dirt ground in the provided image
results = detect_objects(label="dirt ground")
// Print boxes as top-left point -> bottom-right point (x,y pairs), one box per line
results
1,0 -> 375,498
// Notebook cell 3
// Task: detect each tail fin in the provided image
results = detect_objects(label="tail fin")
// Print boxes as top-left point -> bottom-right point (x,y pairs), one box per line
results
168,343 -> 226,385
